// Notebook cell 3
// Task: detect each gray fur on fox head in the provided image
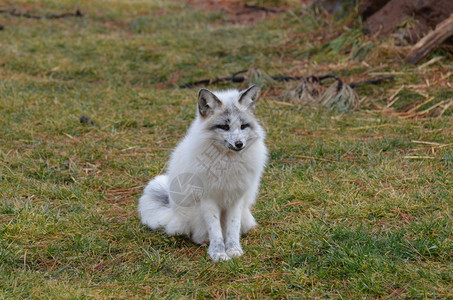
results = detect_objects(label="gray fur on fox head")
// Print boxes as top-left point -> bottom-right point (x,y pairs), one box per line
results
197,85 -> 262,152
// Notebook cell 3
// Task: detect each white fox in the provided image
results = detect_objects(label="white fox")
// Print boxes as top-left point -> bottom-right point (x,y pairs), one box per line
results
138,85 -> 268,262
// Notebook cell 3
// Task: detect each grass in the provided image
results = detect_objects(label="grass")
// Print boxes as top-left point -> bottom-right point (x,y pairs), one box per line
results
0,0 -> 452,298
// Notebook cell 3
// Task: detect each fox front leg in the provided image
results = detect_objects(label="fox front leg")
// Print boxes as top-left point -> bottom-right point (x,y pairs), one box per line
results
201,201 -> 230,262
224,202 -> 243,258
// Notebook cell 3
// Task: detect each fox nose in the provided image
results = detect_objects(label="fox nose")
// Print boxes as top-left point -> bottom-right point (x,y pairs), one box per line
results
235,141 -> 243,149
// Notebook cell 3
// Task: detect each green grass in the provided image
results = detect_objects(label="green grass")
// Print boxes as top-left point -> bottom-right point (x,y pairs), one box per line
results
0,0 -> 452,298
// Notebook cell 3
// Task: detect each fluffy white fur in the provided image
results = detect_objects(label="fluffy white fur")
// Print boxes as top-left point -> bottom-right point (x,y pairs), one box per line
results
138,85 -> 267,262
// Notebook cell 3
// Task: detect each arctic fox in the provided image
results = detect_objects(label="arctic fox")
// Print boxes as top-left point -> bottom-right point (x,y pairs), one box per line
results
138,85 -> 268,262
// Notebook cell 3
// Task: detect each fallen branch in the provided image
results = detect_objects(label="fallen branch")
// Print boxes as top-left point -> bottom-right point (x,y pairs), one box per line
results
180,69 -> 393,89
180,69 -> 249,88
406,14 -> 453,64
243,4 -> 283,14
0,8 -> 82,19
348,76 -> 395,88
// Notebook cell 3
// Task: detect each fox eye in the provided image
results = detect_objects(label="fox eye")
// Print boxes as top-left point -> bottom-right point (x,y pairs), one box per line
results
241,123 -> 250,130
216,124 -> 230,131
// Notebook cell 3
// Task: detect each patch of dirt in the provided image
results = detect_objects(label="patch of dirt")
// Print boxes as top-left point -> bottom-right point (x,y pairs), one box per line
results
176,0 -> 311,25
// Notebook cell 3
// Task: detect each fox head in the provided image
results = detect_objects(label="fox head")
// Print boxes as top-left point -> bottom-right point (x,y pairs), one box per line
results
197,85 -> 263,152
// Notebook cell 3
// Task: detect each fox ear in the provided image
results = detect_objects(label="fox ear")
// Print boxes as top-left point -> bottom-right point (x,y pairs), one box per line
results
238,85 -> 260,111
198,89 -> 222,117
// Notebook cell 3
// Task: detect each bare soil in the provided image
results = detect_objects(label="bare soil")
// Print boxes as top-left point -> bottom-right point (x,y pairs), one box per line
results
177,0 -> 310,24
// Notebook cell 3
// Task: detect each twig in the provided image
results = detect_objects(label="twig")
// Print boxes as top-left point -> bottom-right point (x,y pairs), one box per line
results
23,250 -> 28,269
348,76 -> 394,88
413,99 -> 450,116
440,72 -> 452,81
351,124 -> 392,130
411,140 -> 450,147
387,85 -> 405,104
266,99 -> 296,106
407,96 -> 435,113
243,4 -> 283,14
437,100 -> 452,117
294,155 -> 334,162
368,72 -> 406,76
0,8 -> 82,19
281,201 -> 304,207
385,96 -> 400,108
417,56 -> 444,70
180,69 -> 247,88
232,272 -> 290,283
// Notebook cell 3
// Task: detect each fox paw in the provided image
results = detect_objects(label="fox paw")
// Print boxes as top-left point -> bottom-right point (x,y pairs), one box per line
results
209,251 -> 230,262
226,243 -> 243,258
207,240 -> 230,262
